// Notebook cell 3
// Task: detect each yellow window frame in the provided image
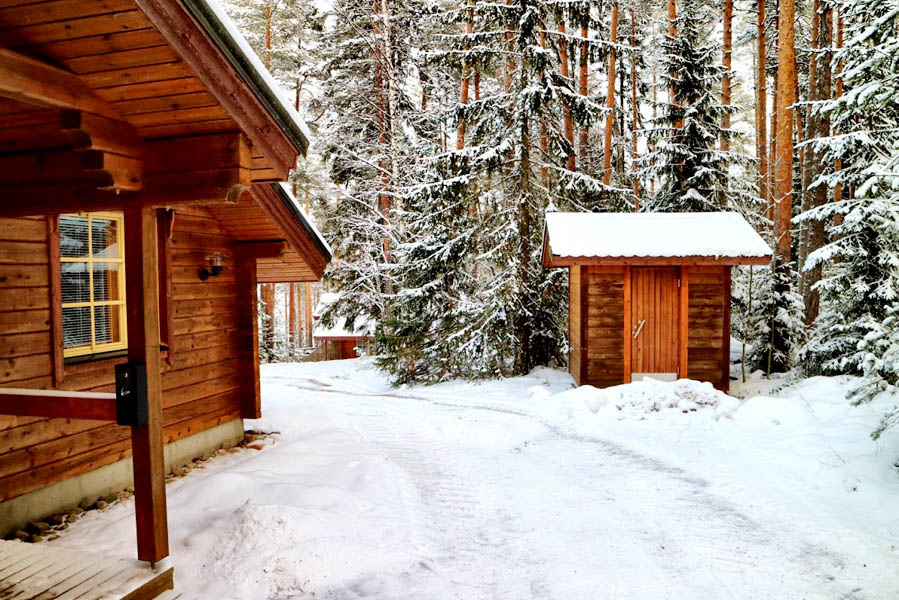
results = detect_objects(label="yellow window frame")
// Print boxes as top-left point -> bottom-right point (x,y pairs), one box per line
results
60,211 -> 128,358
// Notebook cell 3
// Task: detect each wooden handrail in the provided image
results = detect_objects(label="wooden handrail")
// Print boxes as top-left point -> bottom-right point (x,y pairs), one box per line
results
0,388 -> 117,421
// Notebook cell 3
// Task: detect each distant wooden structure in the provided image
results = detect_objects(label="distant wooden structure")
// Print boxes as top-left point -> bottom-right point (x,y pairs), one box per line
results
543,212 -> 771,392
311,293 -> 372,361
0,0 -> 330,594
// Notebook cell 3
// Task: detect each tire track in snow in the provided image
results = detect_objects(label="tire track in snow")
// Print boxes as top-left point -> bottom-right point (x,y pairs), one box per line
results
283,380 -> 871,600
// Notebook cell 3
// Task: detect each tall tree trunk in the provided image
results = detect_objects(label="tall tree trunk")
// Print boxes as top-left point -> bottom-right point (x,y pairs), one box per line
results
602,2 -> 619,186
803,3 -> 832,324
540,29 -> 549,182
288,282 -> 296,358
798,0 -> 820,297
264,2 -> 272,70
515,44 -> 531,375
721,0 -> 733,153
667,0 -> 681,129
558,14 -> 576,170
374,0 -> 393,275
651,64 -> 657,197
833,9 -> 844,220
262,283 -> 275,361
578,23 -> 589,164
757,0 -> 768,216
771,0 -> 796,372
630,9 -> 639,203
458,1 -> 473,150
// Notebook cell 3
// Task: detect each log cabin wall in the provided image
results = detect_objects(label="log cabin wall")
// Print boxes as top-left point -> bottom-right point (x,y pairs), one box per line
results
686,266 -> 731,391
567,266 -> 583,385
583,266 -> 625,388
0,208 -> 246,507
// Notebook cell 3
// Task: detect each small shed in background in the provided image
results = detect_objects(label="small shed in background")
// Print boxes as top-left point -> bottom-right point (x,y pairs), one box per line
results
311,293 -> 374,360
543,212 -> 771,392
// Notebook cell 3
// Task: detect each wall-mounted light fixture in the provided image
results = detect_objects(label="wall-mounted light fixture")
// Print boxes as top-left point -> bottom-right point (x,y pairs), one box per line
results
198,253 -> 226,281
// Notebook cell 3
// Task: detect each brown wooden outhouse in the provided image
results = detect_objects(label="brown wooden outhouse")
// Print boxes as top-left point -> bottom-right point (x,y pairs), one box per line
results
0,0 -> 331,594
543,212 -> 771,392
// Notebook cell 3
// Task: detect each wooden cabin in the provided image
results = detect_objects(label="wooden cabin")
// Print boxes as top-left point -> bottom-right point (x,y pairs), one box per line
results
311,293 -> 373,360
543,212 -> 771,392
0,0 -> 331,592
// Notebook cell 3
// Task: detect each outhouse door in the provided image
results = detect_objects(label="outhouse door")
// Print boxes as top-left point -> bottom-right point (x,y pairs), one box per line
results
630,267 -> 680,380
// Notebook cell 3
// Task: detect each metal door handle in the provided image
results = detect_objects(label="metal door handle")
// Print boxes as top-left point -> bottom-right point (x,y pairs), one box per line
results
633,319 -> 646,339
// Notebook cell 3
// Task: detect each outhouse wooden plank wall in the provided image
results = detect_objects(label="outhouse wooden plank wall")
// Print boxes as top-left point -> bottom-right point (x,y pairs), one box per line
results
566,264 -> 733,391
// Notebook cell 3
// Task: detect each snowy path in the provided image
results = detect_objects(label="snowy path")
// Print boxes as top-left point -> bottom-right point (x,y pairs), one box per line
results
55,361 -> 892,599
276,379 -> 860,600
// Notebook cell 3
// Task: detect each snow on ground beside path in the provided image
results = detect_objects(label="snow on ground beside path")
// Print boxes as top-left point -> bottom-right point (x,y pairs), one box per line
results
54,398 -> 427,598
51,358 -> 898,598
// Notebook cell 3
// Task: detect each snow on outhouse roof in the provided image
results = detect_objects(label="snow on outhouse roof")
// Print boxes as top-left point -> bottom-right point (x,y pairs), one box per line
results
543,212 -> 772,266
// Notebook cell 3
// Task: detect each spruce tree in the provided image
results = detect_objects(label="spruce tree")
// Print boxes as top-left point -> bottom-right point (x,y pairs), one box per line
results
800,0 -> 899,433
640,0 -> 743,212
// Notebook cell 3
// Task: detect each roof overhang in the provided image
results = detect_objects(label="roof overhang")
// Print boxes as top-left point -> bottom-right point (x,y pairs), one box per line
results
179,0 -> 310,156
542,212 -> 773,269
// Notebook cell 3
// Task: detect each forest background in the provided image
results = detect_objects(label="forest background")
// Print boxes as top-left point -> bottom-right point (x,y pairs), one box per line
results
222,0 -> 899,436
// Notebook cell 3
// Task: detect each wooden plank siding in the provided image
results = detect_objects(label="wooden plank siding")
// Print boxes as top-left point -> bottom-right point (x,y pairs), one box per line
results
686,266 -> 729,390
568,264 -> 731,392
583,266 -> 625,388
567,266 -> 582,385
0,206 -> 246,503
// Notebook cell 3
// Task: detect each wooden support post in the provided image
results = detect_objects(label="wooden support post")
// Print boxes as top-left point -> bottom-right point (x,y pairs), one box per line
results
47,216 -> 64,387
623,265 -> 632,384
578,267 -> 588,386
288,283 -> 296,358
305,283 -> 313,347
123,207 -> 169,565
678,265 -> 689,380
235,251 -> 261,419
721,267 -> 732,391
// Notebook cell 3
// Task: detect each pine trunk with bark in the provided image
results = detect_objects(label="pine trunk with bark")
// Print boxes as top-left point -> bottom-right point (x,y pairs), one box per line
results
802,2 -> 832,324
603,2 -> 619,186
757,0 -> 768,215
771,0 -> 796,372
721,0 -> 733,154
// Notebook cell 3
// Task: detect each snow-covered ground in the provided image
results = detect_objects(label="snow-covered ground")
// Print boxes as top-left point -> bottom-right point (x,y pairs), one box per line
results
54,360 -> 898,599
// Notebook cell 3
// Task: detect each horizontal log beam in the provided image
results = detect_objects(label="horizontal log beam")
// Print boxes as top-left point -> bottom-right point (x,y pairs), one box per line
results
0,49 -> 119,119
0,388 -> 118,421
0,185 -> 238,216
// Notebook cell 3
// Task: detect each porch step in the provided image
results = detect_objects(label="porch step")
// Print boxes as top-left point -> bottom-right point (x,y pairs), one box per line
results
0,539 -> 174,599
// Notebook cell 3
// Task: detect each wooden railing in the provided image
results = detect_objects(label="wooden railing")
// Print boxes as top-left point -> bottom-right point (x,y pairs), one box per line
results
0,388 -> 117,421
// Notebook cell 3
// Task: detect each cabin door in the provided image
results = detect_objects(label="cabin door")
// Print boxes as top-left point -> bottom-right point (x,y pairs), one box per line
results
631,267 -> 680,380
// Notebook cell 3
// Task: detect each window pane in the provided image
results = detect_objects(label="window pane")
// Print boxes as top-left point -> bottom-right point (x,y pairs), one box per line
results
91,218 -> 119,259
60,216 -> 89,258
92,262 -> 121,302
61,261 -> 89,304
62,306 -> 91,349
94,305 -> 123,346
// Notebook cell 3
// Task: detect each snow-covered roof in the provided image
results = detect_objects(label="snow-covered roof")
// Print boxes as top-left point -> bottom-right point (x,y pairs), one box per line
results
543,212 -> 772,266
313,293 -> 374,340
274,183 -> 333,259
186,0 -> 312,154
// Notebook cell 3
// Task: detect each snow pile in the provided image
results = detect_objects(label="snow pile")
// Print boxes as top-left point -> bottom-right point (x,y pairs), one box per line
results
547,378 -> 740,419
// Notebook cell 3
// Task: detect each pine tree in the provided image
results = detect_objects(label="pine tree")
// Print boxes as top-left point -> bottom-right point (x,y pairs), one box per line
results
800,0 -> 899,433
312,0 -> 423,333
640,0 -> 744,213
